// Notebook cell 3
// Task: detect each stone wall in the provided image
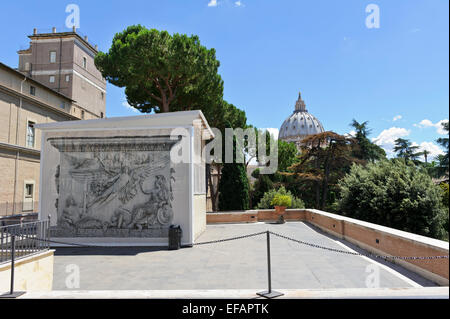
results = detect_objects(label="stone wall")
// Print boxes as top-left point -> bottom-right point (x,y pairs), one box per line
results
207,209 -> 449,285
0,250 -> 54,293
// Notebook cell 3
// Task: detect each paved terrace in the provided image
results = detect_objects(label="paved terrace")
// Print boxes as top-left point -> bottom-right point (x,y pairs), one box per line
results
50,222 -> 437,291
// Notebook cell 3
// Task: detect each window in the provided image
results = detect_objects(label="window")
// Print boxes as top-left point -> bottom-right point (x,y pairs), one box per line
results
30,86 -> 35,96
65,75 -> 70,82
60,101 -> 65,109
24,62 -> 30,71
81,110 -> 85,119
49,75 -> 55,83
100,112 -> 104,118
101,92 -> 104,100
25,184 -> 34,198
23,182 -> 35,212
50,51 -> 57,63
82,57 -> 87,69
26,121 -> 35,148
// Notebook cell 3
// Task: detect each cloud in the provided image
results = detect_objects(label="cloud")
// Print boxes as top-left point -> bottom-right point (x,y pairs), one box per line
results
372,126 -> 446,160
393,115 -> 402,122
345,130 -> 356,138
372,127 -> 411,157
414,119 -> 449,135
235,1 -> 243,6
412,141 -> 445,162
122,100 -> 138,113
208,0 -> 218,7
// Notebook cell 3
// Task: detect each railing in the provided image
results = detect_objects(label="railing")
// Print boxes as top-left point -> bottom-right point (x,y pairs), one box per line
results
0,202 -> 39,218
0,219 -> 50,264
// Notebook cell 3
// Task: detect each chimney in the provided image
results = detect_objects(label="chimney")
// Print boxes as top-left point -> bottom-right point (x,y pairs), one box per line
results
72,26 -> 76,33
84,36 -> 88,42
33,28 -> 37,35
52,27 -> 56,33
95,44 -> 98,50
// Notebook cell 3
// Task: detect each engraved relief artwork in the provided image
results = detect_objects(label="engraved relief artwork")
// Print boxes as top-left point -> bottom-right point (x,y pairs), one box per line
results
49,136 -> 181,237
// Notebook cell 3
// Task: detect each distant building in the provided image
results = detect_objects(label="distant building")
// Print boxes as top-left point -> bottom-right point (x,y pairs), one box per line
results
279,92 -> 324,149
18,27 -> 106,119
0,27 -> 105,216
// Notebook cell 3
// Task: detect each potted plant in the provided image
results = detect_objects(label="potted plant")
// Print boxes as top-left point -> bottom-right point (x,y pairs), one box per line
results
270,194 -> 292,224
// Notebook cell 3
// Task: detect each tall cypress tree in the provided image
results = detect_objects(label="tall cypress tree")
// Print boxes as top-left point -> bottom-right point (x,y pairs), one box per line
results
218,163 -> 249,211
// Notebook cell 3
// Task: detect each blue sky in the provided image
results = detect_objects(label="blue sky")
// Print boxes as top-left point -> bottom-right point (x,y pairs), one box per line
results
0,0 -> 448,159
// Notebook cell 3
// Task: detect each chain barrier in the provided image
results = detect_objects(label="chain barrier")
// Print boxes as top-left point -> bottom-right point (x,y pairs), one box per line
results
268,231 -> 449,261
14,230 -> 450,261
18,231 -> 269,248
17,234 -> 119,248
192,231 -> 267,246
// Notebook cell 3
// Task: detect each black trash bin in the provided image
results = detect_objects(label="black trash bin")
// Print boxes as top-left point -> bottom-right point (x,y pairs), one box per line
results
168,225 -> 182,250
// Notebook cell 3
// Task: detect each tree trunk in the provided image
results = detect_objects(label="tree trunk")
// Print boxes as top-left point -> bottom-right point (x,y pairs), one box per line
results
208,163 -> 222,211
314,157 -> 321,209
321,175 -> 328,210
315,181 -> 321,209
208,166 -> 217,212
162,97 -> 169,113
321,154 -> 332,210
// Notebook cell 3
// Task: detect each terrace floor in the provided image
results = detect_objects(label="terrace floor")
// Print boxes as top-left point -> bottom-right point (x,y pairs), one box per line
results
51,221 -> 437,291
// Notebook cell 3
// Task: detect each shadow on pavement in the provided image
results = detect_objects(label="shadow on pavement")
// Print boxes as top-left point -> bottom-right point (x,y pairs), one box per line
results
303,221 -> 438,288
54,246 -> 169,256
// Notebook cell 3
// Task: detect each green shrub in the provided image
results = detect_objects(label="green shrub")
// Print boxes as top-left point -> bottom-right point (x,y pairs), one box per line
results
440,182 -> 449,208
271,194 -> 292,207
337,159 -> 447,240
250,174 -> 273,209
257,186 -> 305,209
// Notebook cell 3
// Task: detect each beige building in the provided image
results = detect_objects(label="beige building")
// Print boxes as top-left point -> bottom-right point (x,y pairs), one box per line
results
0,27 -> 106,216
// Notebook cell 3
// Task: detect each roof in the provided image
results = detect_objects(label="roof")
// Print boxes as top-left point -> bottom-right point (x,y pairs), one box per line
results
0,62 -> 74,102
35,110 -> 215,139
28,31 -> 98,54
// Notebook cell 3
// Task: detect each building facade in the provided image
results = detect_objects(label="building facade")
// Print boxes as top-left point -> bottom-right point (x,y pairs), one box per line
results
0,27 -> 105,216
18,27 -> 106,119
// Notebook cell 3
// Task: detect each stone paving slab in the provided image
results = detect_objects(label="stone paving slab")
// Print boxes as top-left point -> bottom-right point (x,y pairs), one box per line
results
51,222 -> 438,291
19,287 -> 449,299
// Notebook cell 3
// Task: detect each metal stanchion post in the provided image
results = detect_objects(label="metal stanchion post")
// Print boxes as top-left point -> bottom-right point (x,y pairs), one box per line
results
47,214 -> 51,249
257,231 -> 283,299
0,235 -> 25,298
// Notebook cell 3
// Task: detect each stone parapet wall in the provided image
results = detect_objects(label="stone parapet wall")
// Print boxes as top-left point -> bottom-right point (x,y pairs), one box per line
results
206,209 -> 449,285
0,250 -> 54,293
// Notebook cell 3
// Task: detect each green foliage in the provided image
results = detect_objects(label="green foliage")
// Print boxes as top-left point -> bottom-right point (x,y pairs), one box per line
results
440,183 -> 449,208
393,138 -> 421,162
251,168 -> 260,179
350,119 -> 386,162
278,140 -> 298,172
271,194 -> 292,207
250,174 -> 273,209
337,159 -> 447,240
205,100 -> 249,212
287,131 -> 360,210
95,25 -> 223,114
257,186 -> 305,209
218,163 -> 249,211
436,121 -> 449,178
